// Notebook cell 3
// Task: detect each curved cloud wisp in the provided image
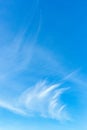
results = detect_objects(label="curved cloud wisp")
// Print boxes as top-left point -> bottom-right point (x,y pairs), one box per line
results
19,81 -> 70,120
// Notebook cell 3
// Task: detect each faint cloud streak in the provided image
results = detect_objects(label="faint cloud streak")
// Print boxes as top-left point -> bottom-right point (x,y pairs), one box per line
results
18,80 -> 70,120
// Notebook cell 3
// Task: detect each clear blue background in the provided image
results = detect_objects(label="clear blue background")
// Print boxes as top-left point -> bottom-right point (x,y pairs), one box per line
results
0,0 -> 87,130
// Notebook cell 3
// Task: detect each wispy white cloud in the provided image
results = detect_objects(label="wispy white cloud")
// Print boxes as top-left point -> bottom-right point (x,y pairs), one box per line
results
0,78 -> 71,120
17,79 -> 70,120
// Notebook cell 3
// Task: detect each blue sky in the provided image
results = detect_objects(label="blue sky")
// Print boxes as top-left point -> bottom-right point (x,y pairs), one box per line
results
0,0 -> 87,130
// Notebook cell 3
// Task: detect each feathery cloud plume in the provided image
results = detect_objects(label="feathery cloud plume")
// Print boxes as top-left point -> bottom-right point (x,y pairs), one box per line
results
18,80 -> 70,120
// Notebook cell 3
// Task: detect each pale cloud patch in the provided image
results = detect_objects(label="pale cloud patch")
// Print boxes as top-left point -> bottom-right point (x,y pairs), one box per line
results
0,70 -> 79,121
18,80 -> 70,120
